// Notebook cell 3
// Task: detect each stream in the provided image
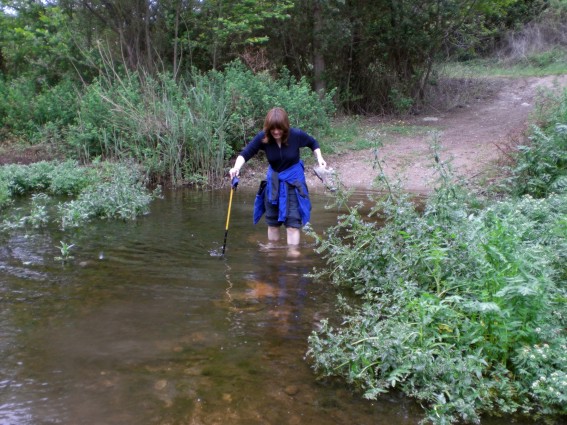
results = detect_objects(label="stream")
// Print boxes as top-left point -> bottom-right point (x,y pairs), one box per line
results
0,187 -> 529,424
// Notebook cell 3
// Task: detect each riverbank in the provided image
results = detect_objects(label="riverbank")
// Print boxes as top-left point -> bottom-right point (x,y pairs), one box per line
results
2,75 -> 567,194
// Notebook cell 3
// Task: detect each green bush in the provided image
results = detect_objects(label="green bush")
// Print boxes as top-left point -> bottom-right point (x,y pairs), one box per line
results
67,63 -> 335,186
66,76 -> 137,160
58,162 -> 157,229
2,62 -> 335,187
0,160 -> 91,196
307,157 -> 567,424
0,179 -> 10,209
1,77 -> 37,137
0,78 -> 80,141
0,161 -> 158,230
506,88 -> 567,197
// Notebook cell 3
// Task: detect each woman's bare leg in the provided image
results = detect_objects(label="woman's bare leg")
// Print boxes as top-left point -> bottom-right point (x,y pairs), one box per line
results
286,227 -> 300,245
286,227 -> 301,257
268,226 -> 280,242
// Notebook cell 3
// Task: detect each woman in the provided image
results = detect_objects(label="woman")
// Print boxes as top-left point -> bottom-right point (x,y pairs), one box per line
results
229,107 -> 327,247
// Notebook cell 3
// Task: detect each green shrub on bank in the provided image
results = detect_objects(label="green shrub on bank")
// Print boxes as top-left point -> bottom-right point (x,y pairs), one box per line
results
1,61 -> 334,186
0,78 -> 79,141
307,79 -> 567,424
0,160 -> 92,200
0,161 -> 157,229
0,179 -> 9,209
221,62 -> 335,146
308,165 -> 567,423
506,87 -> 567,197
58,162 -> 158,228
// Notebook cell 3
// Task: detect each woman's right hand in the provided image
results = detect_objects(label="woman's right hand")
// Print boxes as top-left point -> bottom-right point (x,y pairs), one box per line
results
229,167 -> 239,179
229,155 -> 245,180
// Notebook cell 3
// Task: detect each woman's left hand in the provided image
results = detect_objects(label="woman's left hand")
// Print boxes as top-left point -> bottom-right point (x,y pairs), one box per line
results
314,148 -> 327,168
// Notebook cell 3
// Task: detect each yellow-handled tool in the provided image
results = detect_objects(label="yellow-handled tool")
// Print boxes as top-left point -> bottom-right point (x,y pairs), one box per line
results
222,176 -> 239,255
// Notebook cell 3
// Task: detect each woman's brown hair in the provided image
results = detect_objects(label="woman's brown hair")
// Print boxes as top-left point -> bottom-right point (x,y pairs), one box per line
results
262,107 -> 290,145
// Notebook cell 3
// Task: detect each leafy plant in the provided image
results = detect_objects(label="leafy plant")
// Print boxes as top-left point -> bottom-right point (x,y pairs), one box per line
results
0,160 -> 158,231
307,142 -> 567,424
54,240 -> 75,261
220,62 -> 335,148
57,161 -> 159,229
0,160 -> 92,197
504,93 -> 567,197
0,178 -> 10,209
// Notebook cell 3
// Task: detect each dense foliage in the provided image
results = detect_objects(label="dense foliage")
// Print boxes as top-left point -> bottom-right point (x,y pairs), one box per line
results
0,0 -> 559,115
0,63 -> 334,186
307,91 -> 567,424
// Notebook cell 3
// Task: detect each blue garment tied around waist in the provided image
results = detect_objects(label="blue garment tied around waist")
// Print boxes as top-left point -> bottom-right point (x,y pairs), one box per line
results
253,161 -> 311,226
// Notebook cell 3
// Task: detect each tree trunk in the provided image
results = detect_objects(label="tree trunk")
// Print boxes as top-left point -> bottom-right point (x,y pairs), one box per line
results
0,47 -> 5,74
173,2 -> 180,78
312,0 -> 326,98
144,0 -> 153,72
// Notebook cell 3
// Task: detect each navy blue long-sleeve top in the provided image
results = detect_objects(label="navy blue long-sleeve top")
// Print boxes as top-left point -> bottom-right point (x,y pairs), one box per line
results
240,128 -> 320,172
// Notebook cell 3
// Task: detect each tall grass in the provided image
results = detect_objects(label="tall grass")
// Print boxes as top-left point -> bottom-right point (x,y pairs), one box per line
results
440,58 -> 567,78
1,58 -> 334,188
67,71 -> 230,187
67,61 -> 335,187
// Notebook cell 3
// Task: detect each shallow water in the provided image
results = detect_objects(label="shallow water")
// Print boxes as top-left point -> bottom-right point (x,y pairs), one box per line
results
0,187 -> 541,425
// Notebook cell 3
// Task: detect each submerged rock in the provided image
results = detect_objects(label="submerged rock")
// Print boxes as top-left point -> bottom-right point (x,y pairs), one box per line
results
284,385 -> 300,396
154,379 -> 168,391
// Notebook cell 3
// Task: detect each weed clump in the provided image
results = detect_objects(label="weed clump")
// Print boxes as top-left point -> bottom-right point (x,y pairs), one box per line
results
0,161 -> 158,230
307,118 -> 567,424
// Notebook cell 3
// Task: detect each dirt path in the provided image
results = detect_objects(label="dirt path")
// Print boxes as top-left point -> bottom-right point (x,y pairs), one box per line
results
308,75 -> 567,193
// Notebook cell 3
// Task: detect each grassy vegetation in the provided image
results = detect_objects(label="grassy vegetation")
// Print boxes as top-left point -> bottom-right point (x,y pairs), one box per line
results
443,60 -> 567,78
306,86 -> 567,424
0,161 -> 160,230
323,116 -> 432,155
441,50 -> 567,78
0,62 -> 335,188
